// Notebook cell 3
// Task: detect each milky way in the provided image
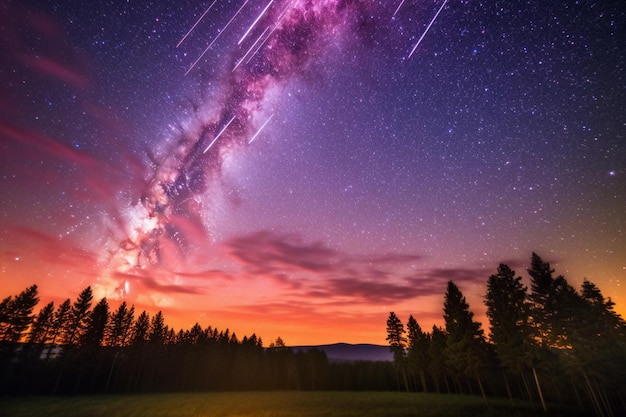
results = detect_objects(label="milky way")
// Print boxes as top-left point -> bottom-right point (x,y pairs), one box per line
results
108,0 -> 382,281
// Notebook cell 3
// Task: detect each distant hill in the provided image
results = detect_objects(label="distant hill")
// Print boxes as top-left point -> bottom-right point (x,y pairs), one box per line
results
290,343 -> 393,362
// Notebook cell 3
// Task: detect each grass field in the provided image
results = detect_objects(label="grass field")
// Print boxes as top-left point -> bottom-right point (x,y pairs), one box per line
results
0,391 -> 592,417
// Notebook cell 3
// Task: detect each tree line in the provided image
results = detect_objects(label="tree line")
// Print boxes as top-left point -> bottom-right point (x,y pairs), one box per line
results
0,285 -> 396,394
386,253 -> 626,416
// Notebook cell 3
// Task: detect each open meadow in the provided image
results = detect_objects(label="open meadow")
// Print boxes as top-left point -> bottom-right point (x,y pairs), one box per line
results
0,391 -> 592,417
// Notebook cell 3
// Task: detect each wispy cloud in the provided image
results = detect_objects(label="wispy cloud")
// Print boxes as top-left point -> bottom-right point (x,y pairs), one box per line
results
223,230 -> 484,305
113,270 -> 205,295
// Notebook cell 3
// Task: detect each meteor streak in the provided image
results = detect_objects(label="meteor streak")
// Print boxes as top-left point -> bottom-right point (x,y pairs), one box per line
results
248,114 -> 274,144
185,0 -> 251,75
407,0 -> 448,59
392,0 -> 406,18
177,0 -> 218,48
238,0 -> 274,45
203,116 -> 236,154
237,0 -> 294,69
233,26 -> 270,72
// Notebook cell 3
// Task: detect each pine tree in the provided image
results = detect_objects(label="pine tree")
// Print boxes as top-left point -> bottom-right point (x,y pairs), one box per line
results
81,298 -> 109,348
62,286 -> 93,345
49,299 -> 71,346
568,280 -> 626,414
386,311 -> 408,391
406,315 -> 430,392
443,281 -> 488,402
105,301 -> 134,347
148,311 -> 167,344
485,264 -> 534,374
527,253 -> 557,346
0,285 -> 39,342
130,311 -> 150,345
428,325 -> 448,393
0,295 -> 13,337
28,301 -> 55,344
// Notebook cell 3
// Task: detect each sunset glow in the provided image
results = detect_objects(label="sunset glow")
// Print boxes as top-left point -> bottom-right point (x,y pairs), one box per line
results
1,0 -> 624,346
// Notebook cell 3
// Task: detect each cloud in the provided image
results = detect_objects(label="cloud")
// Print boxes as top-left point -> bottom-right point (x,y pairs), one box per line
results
113,270 -> 205,295
225,230 -> 340,276
223,230 -> 444,305
11,227 -> 97,270
418,267 -> 487,286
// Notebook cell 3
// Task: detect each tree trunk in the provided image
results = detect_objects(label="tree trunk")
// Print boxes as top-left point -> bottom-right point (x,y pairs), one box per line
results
532,366 -> 547,413
476,372 -> 489,407
444,375 -> 450,394
521,372 -> 534,403
503,371 -> 513,404
433,373 -> 440,393
402,369 -> 410,392
583,371 -> 610,417
420,371 -> 428,393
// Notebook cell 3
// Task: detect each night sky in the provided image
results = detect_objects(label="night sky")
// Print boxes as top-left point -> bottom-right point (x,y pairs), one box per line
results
1,0 -> 624,345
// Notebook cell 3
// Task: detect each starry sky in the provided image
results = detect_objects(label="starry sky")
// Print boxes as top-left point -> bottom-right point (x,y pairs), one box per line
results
1,0 -> 624,345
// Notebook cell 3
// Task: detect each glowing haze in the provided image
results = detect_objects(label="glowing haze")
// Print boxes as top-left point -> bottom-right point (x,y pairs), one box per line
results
1,0 -> 624,345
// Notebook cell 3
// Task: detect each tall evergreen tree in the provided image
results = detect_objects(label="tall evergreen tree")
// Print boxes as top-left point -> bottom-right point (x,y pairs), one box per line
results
386,311 -> 408,391
148,311 -> 167,344
386,312 -> 407,361
0,295 -> 13,336
130,311 -> 150,345
567,280 -> 626,414
485,264 -> 546,409
49,299 -> 71,347
443,281 -> 488,401
485,264 -> 534,374
105,302 -> 134,347
406,315 -> 430,392
62,286 -> 93,345
428,325 -> 448,393
527,253 -> 558,346
0,285 -> 39,342
81,298 -> 109,348
28,301 -> 55,344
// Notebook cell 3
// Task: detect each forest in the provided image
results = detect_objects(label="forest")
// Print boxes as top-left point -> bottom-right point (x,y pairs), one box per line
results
1,253 -> 625,416
386,253 -> 625,417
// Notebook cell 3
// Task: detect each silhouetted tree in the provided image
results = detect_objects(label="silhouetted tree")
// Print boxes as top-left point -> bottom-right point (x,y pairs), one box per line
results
443,281 -> 488,403
81,298 -> 109,348
148,311 -> 167,345
105,301 -> 134,347
0,295 -> 13,336
49,299 -> 71,348
28,301 -> 55,344
0,285 -> 39,342
269,336 -> 285,348
428,325 -> 448,393
386,311 -> 408,391
406,315 -> 430,392
527,253 -> 558,347
130,311 -> 150,346
565,280 -> 626,416
485,264 -> 544,407
61,286 -> 93,345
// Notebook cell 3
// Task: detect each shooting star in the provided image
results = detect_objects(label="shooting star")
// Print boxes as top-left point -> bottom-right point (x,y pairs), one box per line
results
392,0 -> 406,18
185,0 -> 250,75
407,0 -> 448,59
239,0 -> 294,68
233,0 -> 294,71
238,0 -> 274,45
177,0 -> 218,48
233,26 -> 270,72
203,116 -> 236,154
248,114 -> 274,144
